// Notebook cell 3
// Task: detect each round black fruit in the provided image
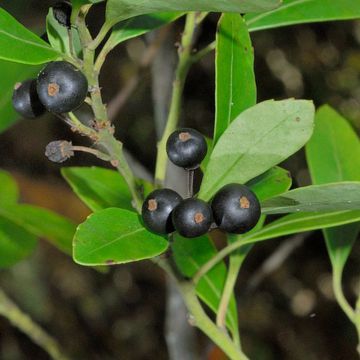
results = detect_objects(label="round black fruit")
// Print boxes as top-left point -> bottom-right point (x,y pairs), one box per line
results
172,198 -> 213,238
166,128 -> 207,169
12,79 -> 46,118
211,183 -> 261,234
37,61 -> 88,113
53,1 -> 72,28
142,189 -> 182,235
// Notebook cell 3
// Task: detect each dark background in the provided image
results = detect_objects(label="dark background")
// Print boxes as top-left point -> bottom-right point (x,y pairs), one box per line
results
0,1 -> 359,359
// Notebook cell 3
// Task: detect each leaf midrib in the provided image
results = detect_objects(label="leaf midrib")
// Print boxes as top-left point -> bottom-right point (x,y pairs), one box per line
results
79,227 -> 145,260
247,0 -> 313,27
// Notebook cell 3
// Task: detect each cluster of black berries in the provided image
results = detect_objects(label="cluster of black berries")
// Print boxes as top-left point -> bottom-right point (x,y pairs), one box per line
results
12,61 -> 88,118
12,2 -> 85,119
142,129 -> 261,238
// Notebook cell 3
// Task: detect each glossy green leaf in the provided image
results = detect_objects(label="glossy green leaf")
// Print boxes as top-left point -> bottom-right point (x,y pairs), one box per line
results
108,12 -> 183,50
74,208 -> 169,265
247,167 -> 292,201
61,166 -> 133,212
172,235 -> 238,337
306,106 -> 360,185
214,13 -> 256,145
199,99 -> 315,201
241,210 -> 360,246
106,0 -> 281,25
46,8 -> 82,56
246,0 -> 360,32
0,170 -> 19,205
0,8 -> 58,64
0,216 -> 37,268
262,182 -> 360,214
0,60 -> 41,133
0,204 -> 76,255
306,105 -> 360,270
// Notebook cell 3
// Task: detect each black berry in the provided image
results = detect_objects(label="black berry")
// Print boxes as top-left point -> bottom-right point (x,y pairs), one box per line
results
142,189 -> 182,235
12,79 -> 46,118
166,128 -> 207,169
37,61 -> 88,113
172,198 -> 213,238
211,184 -> 261,234
53,1 -> 72,28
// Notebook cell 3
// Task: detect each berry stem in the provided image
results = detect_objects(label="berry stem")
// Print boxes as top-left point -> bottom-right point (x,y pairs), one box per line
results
154,12 -> 199,185
0,288 -> 69,360
187,169 -> 194,198
71,145 -> 111,161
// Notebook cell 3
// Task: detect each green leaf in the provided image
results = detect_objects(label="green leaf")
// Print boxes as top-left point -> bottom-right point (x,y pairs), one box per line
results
214,13 -> 256,145
306,105 -> 360,270
0,8 -> 59,64
0,170 -> 19,205
306,106 -> 360,185
106,0 -> 282,25
0,205 -> 76,255
61,166 -> 133,212
0,60 -> 40,133
172,235 -> 238,336
108,12 -> 183,49
74,208 -> 169,265
241,210 -> 360,245
246,0 -> 360,32
247,166 -> 292,201
199,99 -> 315,201
46,8 -> 82,56
262,182 -> 360,214
0,216 -> 37,268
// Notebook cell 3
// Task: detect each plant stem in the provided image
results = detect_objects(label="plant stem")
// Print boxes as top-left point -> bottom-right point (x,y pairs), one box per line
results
190,41 -> 216,64
158,260 -> 248,360
332,268 -> 360,354
216,254 -> 242,345
0,288 -> 69,360
154,12 -> 197,185
76,6 -> 142,212
332,267 -> 355,322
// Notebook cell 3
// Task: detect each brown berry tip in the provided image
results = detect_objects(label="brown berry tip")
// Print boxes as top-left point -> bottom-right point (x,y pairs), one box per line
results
148,199 -> 158,211
194,212 -> 205,224
179,132 -> 191,142
48,83 -> 60,97
239,196 -> 250,209
14,82 -> 22,90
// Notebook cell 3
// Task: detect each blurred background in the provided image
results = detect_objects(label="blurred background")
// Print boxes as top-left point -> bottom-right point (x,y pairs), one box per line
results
0,0 -> 359,359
